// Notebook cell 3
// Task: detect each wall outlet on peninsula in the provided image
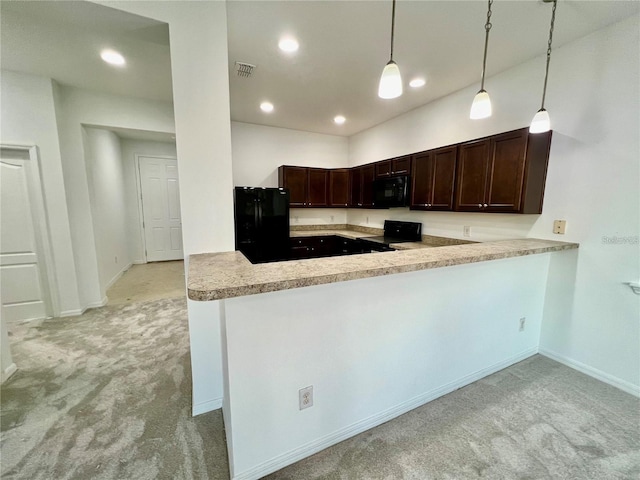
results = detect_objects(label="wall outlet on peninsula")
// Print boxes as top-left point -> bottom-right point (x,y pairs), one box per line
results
463,226 -> 471,237
519,317 -> 526,332
299,385 -> 313,410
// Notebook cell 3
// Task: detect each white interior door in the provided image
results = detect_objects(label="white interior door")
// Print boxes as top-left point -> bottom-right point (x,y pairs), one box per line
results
138,156 -> 183,262
0,154 -> 50,322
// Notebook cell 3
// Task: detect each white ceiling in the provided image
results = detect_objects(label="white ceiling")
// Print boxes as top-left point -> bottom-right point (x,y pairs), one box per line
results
2,1 -> 639,138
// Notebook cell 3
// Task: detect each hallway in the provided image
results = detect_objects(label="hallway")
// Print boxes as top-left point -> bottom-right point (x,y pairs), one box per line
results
106,260 -> 185,306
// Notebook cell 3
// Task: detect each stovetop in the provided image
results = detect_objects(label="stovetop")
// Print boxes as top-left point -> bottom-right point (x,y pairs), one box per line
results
359,220 -> 422,246
361,235 -> 413,246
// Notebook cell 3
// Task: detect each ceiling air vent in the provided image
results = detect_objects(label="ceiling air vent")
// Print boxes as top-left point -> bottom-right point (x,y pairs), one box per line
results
235,62 -> 256,78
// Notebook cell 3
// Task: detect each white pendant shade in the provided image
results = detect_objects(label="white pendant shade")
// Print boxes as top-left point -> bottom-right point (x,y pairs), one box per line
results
378,61 -> 403,99
529,108 -> 551,133
470,90 -> 492,119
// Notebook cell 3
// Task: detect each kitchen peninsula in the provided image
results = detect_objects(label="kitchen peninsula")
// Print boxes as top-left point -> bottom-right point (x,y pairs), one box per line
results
188,233 -> 578,480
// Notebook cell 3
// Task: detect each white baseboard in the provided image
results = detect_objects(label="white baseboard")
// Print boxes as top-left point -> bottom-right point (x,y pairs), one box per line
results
60,297 -> 109,317
193,397 -> 223,416
539,348 -> 640,398
233,348 -> 537,480
2,363 -> 17,384
106,263 -> 133,290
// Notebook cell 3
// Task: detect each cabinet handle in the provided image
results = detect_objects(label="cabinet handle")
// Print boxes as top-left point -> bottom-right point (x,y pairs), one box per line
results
478,204 -> 483,208
483,203 -> 488,208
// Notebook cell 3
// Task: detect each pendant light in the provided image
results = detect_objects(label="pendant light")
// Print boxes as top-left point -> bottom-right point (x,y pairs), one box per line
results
530,0 -> 558,134
378,0 -> 402,99
470,0 -> 494,119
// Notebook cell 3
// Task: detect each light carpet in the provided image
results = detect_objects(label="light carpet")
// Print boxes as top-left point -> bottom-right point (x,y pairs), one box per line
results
1,298 -> 228,480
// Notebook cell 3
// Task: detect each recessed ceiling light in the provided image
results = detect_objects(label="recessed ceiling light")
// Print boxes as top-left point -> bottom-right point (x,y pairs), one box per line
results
334,115 -> 346,125
278,37 -> 299,53
409,78 -> 426,88
100,49 -> 126,66
260,102 -> 274,113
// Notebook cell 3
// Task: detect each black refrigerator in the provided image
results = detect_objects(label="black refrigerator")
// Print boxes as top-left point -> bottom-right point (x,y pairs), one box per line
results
234,187 -> 290,264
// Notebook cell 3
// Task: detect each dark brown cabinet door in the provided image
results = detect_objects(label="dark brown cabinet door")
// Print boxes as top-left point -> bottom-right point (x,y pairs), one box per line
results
410,151 -> 431,209
361,164 -> 375,207
279,166 -> 308,207
485,130 -> 527,213
375,160 -> 391,178
307,168 -> 328,207
391,156 -> 411,176
329,169 -> 350,206
349,167 -> 362,207
430,146 -> 457,210
411,147 -> 456,210
455,139 -> 490,211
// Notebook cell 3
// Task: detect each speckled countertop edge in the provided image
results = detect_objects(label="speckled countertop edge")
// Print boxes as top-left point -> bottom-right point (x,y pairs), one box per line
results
188,238 -> 579,301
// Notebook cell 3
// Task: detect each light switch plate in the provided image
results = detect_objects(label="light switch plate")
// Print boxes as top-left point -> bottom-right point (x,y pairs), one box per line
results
553,220 -> 566,234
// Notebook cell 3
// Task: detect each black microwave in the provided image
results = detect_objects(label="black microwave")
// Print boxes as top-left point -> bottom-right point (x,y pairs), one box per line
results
372,175 -> 410,208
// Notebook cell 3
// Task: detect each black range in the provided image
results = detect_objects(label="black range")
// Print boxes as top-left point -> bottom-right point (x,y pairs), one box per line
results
358,220 -> 422,251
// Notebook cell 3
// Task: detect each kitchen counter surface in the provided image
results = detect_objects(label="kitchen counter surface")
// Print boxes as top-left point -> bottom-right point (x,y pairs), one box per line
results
289,229 -> 374,240
188,238 -> 578,301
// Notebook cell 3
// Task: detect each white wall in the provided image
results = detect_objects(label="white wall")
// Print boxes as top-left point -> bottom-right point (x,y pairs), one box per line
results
54,84 -> 176,308
0,70 -> 81,316
120,138 -> 177,263
348,17 -> 640,392
222,253 -> 552,479
83,127 -> 130,296
98,0 -> 236,415
231,121 -> 349,226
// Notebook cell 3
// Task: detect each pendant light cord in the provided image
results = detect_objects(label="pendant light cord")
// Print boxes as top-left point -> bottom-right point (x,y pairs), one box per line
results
540,0 -> 557,109
480,0 -> 493,91
389,0 -> 397,61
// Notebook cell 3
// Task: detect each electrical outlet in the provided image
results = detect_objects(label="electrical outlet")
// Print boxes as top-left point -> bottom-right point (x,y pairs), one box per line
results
330,215 -> 334,222
294,216 -> 299,224
553,220 -> 566,234
115,256 -> 118,264
366,216 -> 369,224
299,385 -> 313,410
519,317 -> 526,332
463,226 -> 471,237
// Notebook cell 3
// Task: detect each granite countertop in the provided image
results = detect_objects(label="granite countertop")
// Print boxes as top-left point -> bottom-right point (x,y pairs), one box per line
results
188,238 -> 578,301
290,229 -> 373,240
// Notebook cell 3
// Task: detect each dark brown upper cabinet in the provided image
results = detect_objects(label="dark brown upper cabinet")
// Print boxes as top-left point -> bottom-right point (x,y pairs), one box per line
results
329,169 -> 350,207
350,164 -> 375,208
307,168 -> 328,207
454,128 -> 552,214
410,146 -> 457,211
278,166 -> 307,207
361,164 -> 375,207
278,166 -> 328,207
375,160 -> 391,178
278,126 -> 551,213
375,156 -> 411,178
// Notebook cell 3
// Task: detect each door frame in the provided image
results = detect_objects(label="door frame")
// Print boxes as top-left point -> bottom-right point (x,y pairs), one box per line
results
134,154 -> 179,263
0,144 -> 59,318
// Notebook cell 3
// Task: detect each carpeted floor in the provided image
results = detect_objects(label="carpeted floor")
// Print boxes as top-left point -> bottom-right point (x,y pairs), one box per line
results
106,261 -> 186,306
1,298 -> 229,480
2,296 -> 639,480
265,355 -> 640,479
